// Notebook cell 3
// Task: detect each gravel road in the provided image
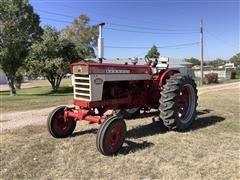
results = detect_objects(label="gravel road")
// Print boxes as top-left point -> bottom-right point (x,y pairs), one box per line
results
1,82 -> 239,131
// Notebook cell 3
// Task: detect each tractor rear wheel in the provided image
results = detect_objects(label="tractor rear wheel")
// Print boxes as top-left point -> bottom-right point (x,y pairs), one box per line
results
159,73 -> 197,130
114,108 -> 140,119
47,106 -> 76,138
96,116 -> 126,156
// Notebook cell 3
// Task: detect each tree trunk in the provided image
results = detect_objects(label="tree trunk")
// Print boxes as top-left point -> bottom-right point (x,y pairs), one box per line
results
46,75 -> 63,91
7,74 -> 16,96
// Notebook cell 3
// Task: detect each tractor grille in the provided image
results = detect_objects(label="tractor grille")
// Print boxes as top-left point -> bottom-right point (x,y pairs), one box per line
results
73,74 -> 91,100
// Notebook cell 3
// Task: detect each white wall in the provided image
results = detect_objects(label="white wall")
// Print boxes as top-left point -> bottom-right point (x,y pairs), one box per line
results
194,70 -> 231,80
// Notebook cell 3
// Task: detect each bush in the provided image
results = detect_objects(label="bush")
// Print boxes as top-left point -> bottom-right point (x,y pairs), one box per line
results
235,68 -> 240,79
205,73 -> 218,84
231,70 -> 237,79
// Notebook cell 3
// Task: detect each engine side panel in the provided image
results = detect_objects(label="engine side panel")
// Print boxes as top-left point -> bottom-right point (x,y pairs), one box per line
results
71,62 -> 158,109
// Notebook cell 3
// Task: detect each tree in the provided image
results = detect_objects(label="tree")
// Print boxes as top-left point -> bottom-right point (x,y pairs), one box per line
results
0,0 -> 42,95
145,45 -> 160,59
208,58 -> 226,68
27,26 -> 79,91
185,57 -> 200,67
62,15 -> 98,59
230,53 -> 240,67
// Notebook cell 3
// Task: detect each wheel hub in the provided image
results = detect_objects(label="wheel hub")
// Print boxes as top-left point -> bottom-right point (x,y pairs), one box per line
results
107,126 -> 122,149
177,84 -> 195,123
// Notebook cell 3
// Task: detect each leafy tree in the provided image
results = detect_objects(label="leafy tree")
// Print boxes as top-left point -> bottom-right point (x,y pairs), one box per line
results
145,45 -> 160,58
27,26 -> 79,91
62,15 -> 98,59
0,0 -> 42,95
230,53 -> 240,66
208,58 -> 226,68
185,57 -> 200,67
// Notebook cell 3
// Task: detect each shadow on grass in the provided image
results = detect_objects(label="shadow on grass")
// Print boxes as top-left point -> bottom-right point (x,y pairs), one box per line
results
119,140 -> 154,155
45,86 -> 73,95
127,121 -> 168,139
197,109 -> 213,116
190,115 -> 225,131
70,114 -> 224,154
127,115 -> 225,139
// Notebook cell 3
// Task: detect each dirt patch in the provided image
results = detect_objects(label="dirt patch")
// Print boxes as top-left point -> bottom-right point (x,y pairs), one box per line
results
198,81 -> 240,95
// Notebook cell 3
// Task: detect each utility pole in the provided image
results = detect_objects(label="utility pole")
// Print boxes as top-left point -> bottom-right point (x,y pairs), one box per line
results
200,19 -> 204,85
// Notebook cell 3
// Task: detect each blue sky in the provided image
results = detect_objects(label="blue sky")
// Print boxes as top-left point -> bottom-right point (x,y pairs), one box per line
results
30,0 -> 239,60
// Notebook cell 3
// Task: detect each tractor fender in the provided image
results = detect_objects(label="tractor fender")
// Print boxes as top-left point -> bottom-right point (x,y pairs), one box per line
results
159,69 -> 180,86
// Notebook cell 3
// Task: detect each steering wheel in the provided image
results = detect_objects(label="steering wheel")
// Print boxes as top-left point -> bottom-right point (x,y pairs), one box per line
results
145,56 -> 152,66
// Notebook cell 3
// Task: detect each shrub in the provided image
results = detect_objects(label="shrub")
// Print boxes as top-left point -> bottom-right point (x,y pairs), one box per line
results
231,70 -> 236,79
235,68 -> 240,79
205,73 -> 218,84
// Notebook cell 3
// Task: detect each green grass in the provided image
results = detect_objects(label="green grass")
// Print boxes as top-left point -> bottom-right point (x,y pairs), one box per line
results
1,89 -> 240,179
0,85 -> 73,112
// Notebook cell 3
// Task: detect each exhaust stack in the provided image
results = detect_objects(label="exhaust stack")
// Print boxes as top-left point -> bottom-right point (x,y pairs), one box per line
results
98,22 -> 105,63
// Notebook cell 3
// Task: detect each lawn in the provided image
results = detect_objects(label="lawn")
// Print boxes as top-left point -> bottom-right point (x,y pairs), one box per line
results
0,89 -> 239,179
0,79 -> 72,112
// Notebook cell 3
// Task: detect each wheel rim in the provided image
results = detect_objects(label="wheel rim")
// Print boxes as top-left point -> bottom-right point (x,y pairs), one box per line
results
52,110 -> 71,135
177,84 -> 195,123
106,125 -> 123,150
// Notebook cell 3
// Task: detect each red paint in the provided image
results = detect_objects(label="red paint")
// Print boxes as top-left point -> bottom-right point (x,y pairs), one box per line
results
71,62 -> 152,74
64,108 -> 104,124
107,125 -> 122,148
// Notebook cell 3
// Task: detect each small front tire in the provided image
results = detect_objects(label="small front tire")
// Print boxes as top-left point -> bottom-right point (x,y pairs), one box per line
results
47,106 -> 76,138
96,116 -> 126,156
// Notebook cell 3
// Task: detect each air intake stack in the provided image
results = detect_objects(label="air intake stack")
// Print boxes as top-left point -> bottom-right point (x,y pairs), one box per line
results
98,22 -> 105,63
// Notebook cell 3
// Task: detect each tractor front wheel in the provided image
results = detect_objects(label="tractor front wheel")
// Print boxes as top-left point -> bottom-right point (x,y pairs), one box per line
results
47,106 -> 76,138
96,116 -> 126,156
159,73 -> 197,130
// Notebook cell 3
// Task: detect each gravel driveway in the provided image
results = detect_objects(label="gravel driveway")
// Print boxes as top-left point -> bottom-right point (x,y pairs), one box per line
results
1,82 -> 239,131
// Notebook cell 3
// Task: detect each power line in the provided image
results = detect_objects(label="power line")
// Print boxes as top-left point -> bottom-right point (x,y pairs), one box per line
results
37,9 -> 101,23
41,17 -> 72,24
205,30 -> 239,50
37,9 -> 197,32
105,42 -> 199,49
105,27 -> 198,34
50,4 -> 199,29
41,17 -> 198,35
107,23 -> 197,32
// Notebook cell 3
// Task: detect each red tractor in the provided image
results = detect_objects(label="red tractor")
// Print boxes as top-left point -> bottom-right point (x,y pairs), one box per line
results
47,23 -> 198,156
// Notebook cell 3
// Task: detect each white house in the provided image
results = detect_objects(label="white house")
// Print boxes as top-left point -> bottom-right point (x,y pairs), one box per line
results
218,63 -> 235,69
225,63 -> 235,68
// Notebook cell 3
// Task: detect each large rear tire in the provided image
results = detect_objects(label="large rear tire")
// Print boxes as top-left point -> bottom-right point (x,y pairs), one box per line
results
159,73 -> 197,130
47,106 -> 76,138
96,116 -> 126,156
